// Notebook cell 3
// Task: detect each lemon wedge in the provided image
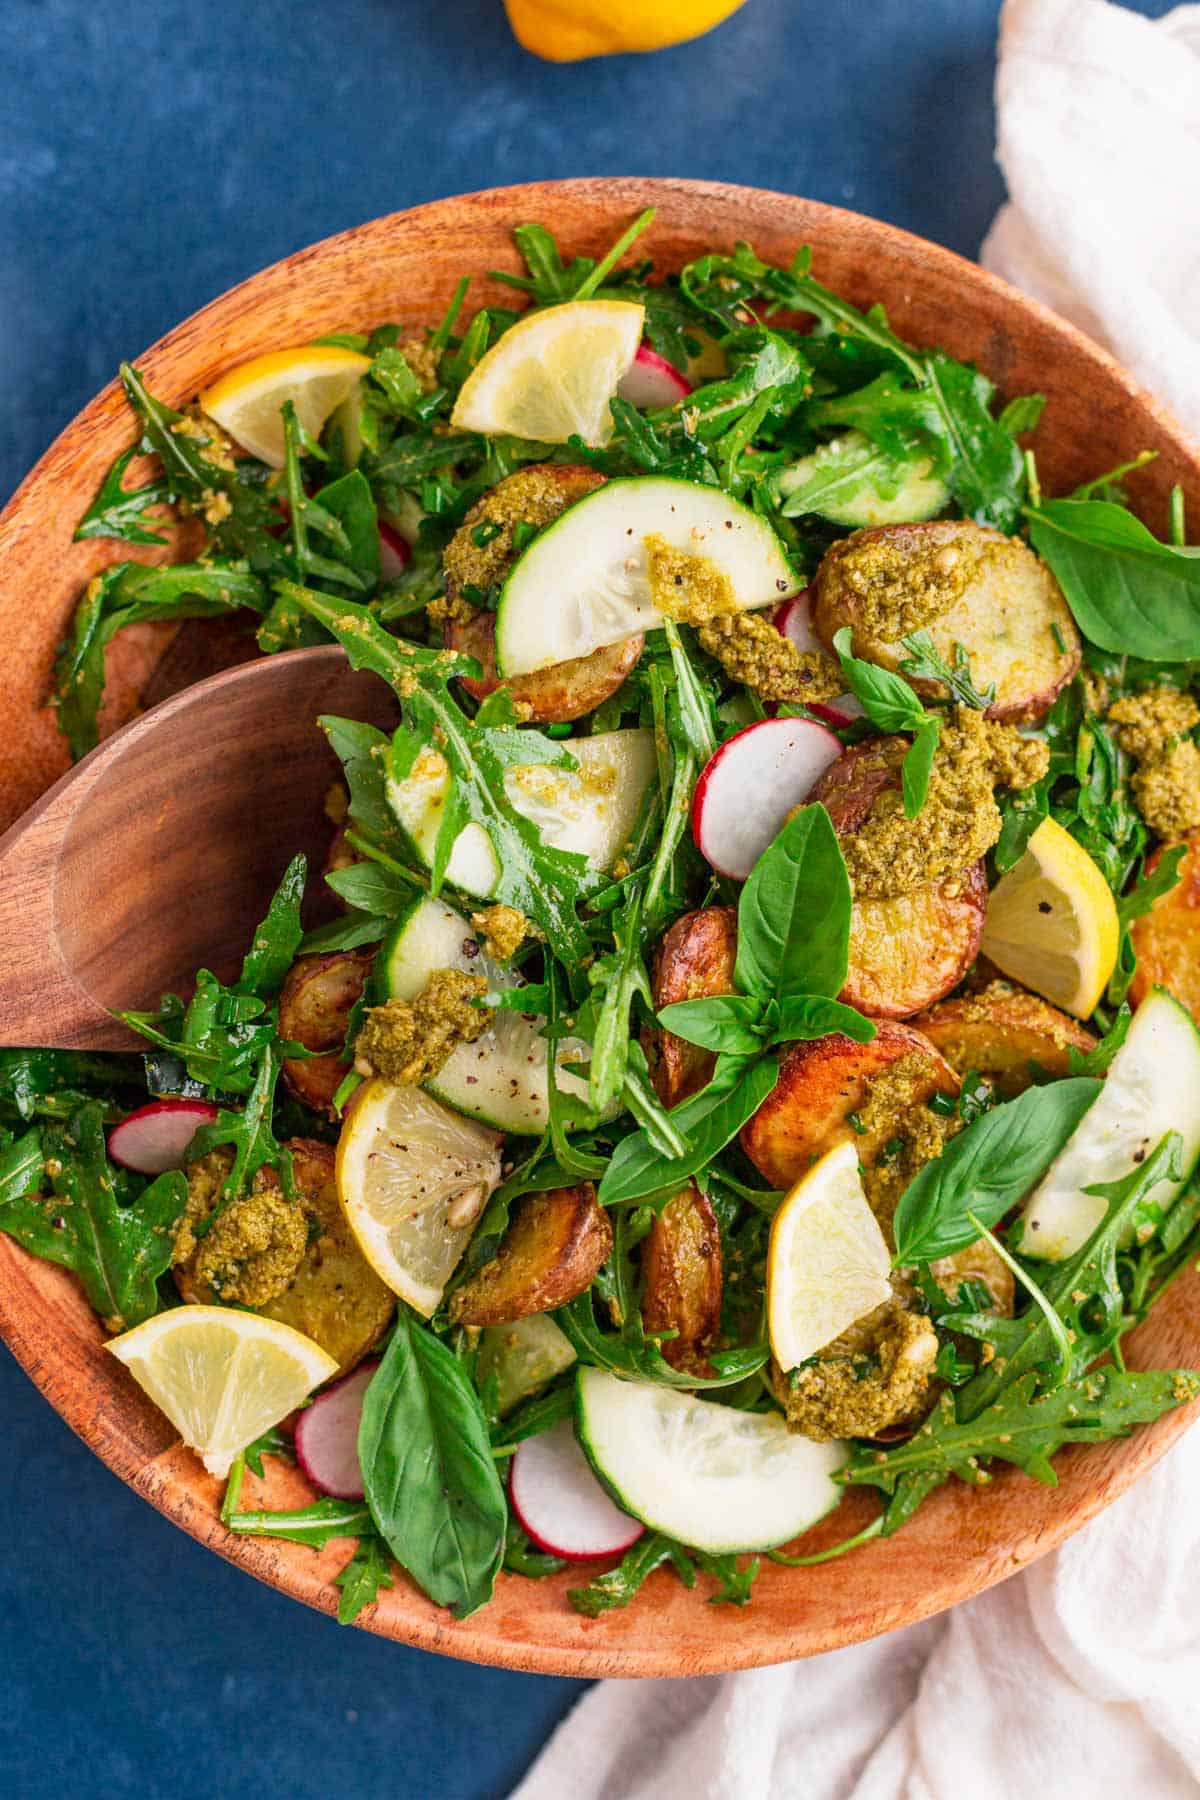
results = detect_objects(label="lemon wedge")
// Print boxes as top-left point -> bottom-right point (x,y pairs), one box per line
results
336,1079 -> 503,1316
766,1141 -> 893,1372
981,817 -> 1119,1018
107,1305 -> 337,1479
450,299 -> 643,445
200,344 -> 372,467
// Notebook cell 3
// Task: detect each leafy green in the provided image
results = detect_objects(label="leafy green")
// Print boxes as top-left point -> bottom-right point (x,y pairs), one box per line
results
241,1425 -> 295,1478
357,1309 -> 507,1618
733,804 -> 852,1003
185,1043 -> 294,1208
831,628 -> 940,815
0,1129 -> 43,1203
0,1102 -> 185,1329
899,630 -> 995,710
568,1533 -> 696,1616
225,1496 -> 374,1545
73,445 -> 174,545
891,1078 -> 1102,1262
334,1534 -> 395,1624
54,559 -> 264,759
597,1054 -> 779,1208
1027,499 -> 1200,661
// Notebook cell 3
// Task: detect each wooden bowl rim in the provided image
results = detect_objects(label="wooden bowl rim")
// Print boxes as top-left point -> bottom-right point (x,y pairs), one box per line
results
3,175 -> 1199,1677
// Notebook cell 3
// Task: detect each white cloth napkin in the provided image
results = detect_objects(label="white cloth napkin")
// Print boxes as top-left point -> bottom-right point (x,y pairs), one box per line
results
512,6 -> 1200,1795
982,0 -> 1200,438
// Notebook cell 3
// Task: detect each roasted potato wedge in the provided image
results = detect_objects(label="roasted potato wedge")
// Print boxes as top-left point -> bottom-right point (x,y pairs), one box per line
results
811,519 -> 1080,723
844,860 -> 987,1019
449,1183 -> 613,1327
279,949 -> 374,1115
740,1020 -> 959,1189
913,979 -> 1096,1096
641,1183 -> 723,1375
445,607 -> 644,723
177,1140 -> 394,1375
1129,832 -> 1200,1018
644,906 -> 739,1107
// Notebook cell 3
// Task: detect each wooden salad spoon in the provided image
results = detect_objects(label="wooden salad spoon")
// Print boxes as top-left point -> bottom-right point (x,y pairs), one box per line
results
0,645 -> 396,1050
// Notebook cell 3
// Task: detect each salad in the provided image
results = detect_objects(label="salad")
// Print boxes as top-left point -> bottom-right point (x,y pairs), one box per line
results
7,207 -> 1200,1627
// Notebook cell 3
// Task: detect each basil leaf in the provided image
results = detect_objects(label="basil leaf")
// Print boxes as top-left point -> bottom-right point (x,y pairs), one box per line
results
769,995 -> 876,1046
831,626 -> 927,733
358,1310 -> 507,1618
733,805 -> 852,1004
892,1077 -> 1102,1263
597,1055 -> 779,1206
656,994 -> 766,1055
901,715 -> 941,818
1027,500 -> 1200,661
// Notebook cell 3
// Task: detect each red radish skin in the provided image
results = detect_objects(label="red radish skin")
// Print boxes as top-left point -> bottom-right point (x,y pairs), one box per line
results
509,1419 -> 643,1560
107,1099 -> 218,1175
773,592 -> 864,727
692,717 -> 843,880
616,344 -> 692,410
293,1358 -> 379,1500
378,521 -> 411,582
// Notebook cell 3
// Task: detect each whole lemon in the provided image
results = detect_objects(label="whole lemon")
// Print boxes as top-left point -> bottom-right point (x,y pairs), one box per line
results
504,0 -> 749,62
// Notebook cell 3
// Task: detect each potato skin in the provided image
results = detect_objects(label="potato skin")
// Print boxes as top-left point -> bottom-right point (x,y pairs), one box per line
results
641,1183 -> 723,1375
178,1140 -> 394,1376
844,860 -> 987,1019
811,519 -> 1080,723
279,950 -> 374,1115
645,906 -> 739,1107
811,744 -> 985,1017
1129,832 -> 1200,1019
449,1184 -> 613,1327
740,1020 -> 959,1189
445,607 -> 644,722
913,980 -> 1096,1097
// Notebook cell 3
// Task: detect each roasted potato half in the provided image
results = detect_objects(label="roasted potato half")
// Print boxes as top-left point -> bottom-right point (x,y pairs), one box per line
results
177,1140 -> 394,1375
844,860 -> 987,1019
811,519 -> 1080,723
279,949 -> 374,1115
740,1020 -> 959,1189
1129,832 -> 1200,1019
445,607 -> 644,723
641,1183 -> 723,1375
913,980 -> 1096,1096
928,1236 -> 1016,1318
645,906 -> 739,1108
449,1183 -> 613,1327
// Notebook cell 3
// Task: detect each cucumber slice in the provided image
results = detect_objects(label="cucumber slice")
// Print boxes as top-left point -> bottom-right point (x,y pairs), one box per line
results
494,476 -> 795,678
478,1316 -> 577,1415
385,730 -> 655,900
374,895 -> 590,1134
1019,989 -> 1200,1260
777,430 -> 949,528
576,1368 -> 845,1553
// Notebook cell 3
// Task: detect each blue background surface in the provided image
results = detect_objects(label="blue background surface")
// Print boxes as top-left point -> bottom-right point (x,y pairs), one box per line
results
0,0 -> 1170,1794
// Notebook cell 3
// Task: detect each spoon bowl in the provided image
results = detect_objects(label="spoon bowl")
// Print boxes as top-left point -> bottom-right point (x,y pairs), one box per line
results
0,646 -> 395,1048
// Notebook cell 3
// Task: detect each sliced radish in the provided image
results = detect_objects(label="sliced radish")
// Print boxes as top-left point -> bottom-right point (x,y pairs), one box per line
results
692,717 -> 842,880
293,1358 -> 379,1499
774,589 -> 821,656
773,591 -> 864,728
378,521 -> 411,581
509,1417 -> 643,1559
107,1099 -> 218,1175
616,344 -> 692,410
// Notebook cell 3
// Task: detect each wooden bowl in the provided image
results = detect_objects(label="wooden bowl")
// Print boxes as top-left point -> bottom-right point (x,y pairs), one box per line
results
2,178 -> 1198,1676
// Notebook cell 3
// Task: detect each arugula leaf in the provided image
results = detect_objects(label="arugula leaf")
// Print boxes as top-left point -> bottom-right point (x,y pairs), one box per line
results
225,1497 -> 374,1545
0,1129 -> 44,1203
236,853 -> 306,994
556,1281 -> 768,1391
899,631 -> 995,711
357,1309 -> 507,1618
73,445 -> 174,545
54,559 -> 265,759
568,1532 -> 697,1616
1118,844 -> 1187,928
846,1367 -> 1200,1535
0,1049 -> 141,1124
1067,1007 -> 1132,1076
891,1078 -> 1102,1263
733,804 -> 852,1003
288,585 -> 594,966
777,431 -> 932,522
597,1054 -> 779,1206
0,1102 -> 186,1329
241,1425 -> 295,1479
185,1042 -> 294,1206
921,352 -> 1026,533
1027,499 -> 1200,661
334,1535 -> 395,1624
